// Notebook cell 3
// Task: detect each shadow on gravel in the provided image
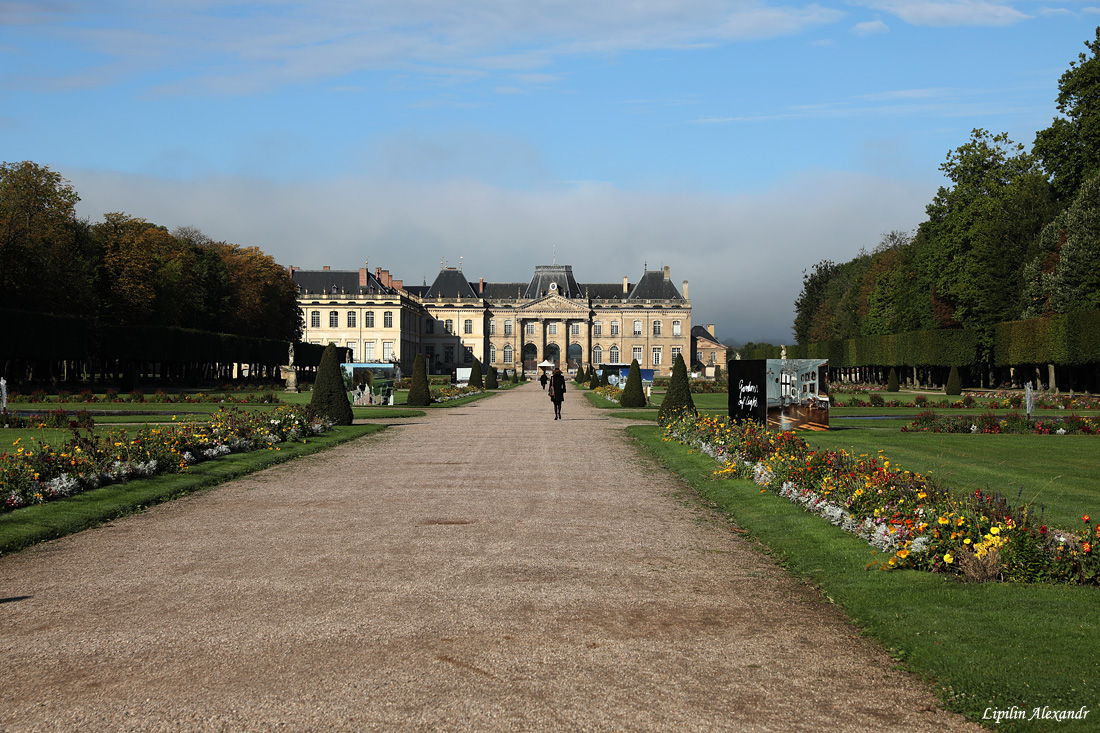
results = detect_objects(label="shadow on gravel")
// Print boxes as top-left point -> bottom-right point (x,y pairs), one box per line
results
0,596 -> 33,604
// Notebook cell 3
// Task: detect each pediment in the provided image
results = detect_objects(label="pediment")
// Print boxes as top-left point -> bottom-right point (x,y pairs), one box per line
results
516,293 -> 591,315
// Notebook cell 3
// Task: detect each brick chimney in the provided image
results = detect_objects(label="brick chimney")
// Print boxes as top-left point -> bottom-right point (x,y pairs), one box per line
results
392,278 -> 403,291
663,265 -> 670,280
707,324 -> 715,337
479,278 -> 484,294
322,265 -> 330,271
682,280 -> 689,299
359,268 -> 368,287
622,276 -> 629,294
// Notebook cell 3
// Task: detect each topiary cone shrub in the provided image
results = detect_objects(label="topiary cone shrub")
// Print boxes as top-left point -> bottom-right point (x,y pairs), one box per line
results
470,358 -> 484,388
309,344 -> 354,425
946,364 -> 962,396
485,365 -> 498,390
887,367 -> 900,392
713,363 -> 723,383
407,354 -> 432,406
600,368 -> 610,387
620,359 -> 647,408
510,369 -> 519,384
658,353 -> 696,422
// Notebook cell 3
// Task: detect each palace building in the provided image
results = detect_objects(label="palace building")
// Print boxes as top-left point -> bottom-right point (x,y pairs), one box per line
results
291,262 -> 691,378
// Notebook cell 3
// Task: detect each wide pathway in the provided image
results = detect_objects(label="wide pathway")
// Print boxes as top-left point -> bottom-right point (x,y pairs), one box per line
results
0,383 -> 980,731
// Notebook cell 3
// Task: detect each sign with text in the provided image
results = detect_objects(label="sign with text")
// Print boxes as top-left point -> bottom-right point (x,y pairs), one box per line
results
728,358 -> 830,430
727,359 -> 767,424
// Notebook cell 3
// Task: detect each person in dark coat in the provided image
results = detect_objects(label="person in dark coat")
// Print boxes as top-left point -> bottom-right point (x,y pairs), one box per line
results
539,371 -> 549,391
548,368 -> 566,419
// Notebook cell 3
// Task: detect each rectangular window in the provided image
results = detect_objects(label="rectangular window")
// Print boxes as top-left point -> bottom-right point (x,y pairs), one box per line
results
463,346 -> 473,363
504,320 -> 513,336
425,318 -> 433,334
445,345 -> 455,363
383,341 -> 394,361
652,347 -> 661,366
526,322 -> 535,336
364,342 -> 376,361
611,321 -> 619,336
347,341 -> 357,360
464,319 -> 473,335
593,321 -> 602,336
570,322 -> 580,336
548,323 -> 557,335
347,311 -> 356,328
633,320 -> 642,336
329,311 -> 339,328
489,320 -> 495,336
365,311 -> 375,328
652,321 -> 661,336
311,311 -> 320,328
445,319 -> 454,334
633,346 -> 643,363
384,311 -> 393,328
672,320 -> 681,337
672,346 -> 681,362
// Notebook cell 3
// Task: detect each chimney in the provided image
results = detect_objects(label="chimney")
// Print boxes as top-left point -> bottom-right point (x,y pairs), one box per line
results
479,278 -> 484,294
392,279 -> 403,291
622,276 -> 629,294
663,265 -> 670,280
287,265 -> 298,276
359,268 -> 368,287
682,280 -> 689,299
322,265 -> 330,271
707,324 -> 715,337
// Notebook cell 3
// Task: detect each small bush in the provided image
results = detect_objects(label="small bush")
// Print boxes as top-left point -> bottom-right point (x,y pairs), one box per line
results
309,344 -> 354,425
407,354 -> 432,406
886,368 -> 899,392
946,365 -> 962,396
620,360 -> 646,408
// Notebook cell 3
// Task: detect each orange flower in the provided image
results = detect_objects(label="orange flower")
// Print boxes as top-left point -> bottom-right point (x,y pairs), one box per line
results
1085,542 -> 1092,553
1085,514 -> 1092,523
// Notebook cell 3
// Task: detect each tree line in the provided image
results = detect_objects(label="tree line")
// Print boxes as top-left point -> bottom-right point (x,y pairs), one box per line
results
790,28 -> 1100,374
0,161 -> 302,342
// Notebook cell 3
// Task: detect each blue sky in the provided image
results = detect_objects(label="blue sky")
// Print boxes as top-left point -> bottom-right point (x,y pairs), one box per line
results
3,1 -> 1096,343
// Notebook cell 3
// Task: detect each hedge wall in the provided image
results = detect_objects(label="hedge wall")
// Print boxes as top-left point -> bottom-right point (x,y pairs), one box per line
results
995,310 -> 1100,367
788,328 -> 978,368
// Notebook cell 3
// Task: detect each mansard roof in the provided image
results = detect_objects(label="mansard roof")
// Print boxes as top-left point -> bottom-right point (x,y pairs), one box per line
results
425,268 -> 479,299
524,265 -> 583,299
628,270 -> 685,301
691,324 -> 722,345
292,269 -> 397,297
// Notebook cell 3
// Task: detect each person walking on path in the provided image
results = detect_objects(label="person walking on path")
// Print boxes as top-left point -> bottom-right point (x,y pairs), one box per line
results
548,367 -> 566,419
539,371 -> 548,391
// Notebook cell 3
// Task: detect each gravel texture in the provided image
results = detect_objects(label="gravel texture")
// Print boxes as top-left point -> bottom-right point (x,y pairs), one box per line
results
0,383 -> 981,731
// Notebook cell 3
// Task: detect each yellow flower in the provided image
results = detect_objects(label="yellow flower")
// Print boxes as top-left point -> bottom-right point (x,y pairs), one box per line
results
944,553 -> 954,564
938,516 -> 949,525
896,549 -> 910,559
990,526 -> 1000,535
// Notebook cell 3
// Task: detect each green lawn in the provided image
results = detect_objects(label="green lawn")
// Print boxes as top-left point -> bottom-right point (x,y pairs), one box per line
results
631,425 -> 1100,732
802,428 -> 1100,530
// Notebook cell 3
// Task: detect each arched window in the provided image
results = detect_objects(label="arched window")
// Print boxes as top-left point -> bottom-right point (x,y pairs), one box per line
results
365,311 -> 375,328
329,311 -> 339,328
347,311 -> 356,328
503,344 -> 513,363
311,311 -> 320,328
592,345 -> 602,364
489,344 -> 497,363
609,345 -> 619,362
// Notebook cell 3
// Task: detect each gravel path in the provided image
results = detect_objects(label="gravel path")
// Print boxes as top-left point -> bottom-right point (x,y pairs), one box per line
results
0,383 -> 980,732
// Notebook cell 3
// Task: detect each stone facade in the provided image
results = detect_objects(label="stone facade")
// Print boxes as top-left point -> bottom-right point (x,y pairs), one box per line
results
292,263 -> 691,377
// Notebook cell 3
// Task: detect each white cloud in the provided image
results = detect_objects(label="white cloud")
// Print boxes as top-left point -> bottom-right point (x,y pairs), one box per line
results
16,1 -> 848,95
66,167 -> 934,344
852,19 -> 890,34
851,0 -> 1030,26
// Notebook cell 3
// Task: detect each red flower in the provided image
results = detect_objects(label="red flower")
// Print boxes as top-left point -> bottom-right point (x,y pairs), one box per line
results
1084,514 -> 1092,524
1085,542 -> 1092,553
1039,525 -> 1047,534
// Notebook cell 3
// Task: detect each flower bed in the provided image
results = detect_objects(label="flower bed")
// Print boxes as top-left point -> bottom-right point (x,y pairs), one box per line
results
832,391 -> 1100,411
7,389 -> 281,405
429,385 -> 484,403
592,385 -> 623,403
1,406 -> 331,513
662,413 -> 1099,584
904,410 -> 1099,435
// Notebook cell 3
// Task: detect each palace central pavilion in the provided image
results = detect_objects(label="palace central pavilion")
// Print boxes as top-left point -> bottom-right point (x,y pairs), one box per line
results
291,262 -> 692,377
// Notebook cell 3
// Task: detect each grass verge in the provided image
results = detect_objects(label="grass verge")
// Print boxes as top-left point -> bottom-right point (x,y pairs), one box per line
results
0,424 -> 383,557
629,424 -> 1099,732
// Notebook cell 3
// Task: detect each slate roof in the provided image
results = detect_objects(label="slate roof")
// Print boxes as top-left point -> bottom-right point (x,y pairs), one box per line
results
585,283 -> 630,300
523,265 -> 583,299
425,268 -> 479,299
691,324 -> 722,346
628,270 -> 686,301
292,269 -> 397,297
